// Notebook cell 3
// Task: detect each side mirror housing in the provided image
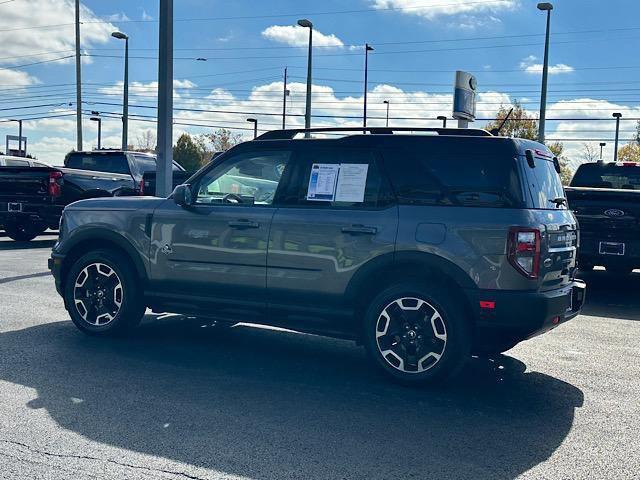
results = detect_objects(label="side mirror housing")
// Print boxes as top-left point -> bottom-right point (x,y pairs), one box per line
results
172,184 -> 193,207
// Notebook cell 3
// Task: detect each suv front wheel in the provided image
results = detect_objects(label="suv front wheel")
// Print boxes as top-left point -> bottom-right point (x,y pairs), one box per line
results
63,249 -> 145,335
363,282 -> 470,385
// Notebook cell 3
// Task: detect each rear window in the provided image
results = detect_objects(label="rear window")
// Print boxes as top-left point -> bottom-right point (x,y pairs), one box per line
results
570,163 -> 640,190
523,157 -> 566,209
381,149 -> 523,208
65,153 -> 130,174
3,159 -> 30,167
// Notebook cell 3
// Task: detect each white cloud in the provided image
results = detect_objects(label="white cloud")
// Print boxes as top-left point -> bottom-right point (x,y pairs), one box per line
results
371,0 -> 517,20
141,10 -> 153,21
261,25 -> 344,47
0,0 -> 116,67
105,12 -> 131,22
520,55 -> 574,75
0,68 -> 39,87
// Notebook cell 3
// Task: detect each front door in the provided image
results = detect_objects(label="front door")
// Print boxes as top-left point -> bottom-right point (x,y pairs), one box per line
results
266,146 -> 398,332
149,148 -> 292,321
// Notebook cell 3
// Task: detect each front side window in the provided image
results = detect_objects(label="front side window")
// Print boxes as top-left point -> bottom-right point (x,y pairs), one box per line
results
194,150 -> 291,206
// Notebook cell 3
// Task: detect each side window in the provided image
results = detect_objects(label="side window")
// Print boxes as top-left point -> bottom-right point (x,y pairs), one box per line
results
287,148 -> 392,208
194,150 -> 291,206
381,149 -> 523,208
4,159 -> 30,167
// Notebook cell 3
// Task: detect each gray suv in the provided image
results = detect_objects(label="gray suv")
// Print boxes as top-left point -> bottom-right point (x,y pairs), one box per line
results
49,127 -> 586,384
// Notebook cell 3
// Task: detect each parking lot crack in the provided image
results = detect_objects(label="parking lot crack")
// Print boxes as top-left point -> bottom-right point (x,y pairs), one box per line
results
0,438 -> 209,480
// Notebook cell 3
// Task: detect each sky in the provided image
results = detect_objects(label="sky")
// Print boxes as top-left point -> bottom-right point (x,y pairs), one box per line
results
0,0 -> 639,167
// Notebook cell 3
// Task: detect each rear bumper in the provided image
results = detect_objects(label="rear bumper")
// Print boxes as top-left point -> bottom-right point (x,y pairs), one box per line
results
0,203 -> 63,228
469,279 -> 586,343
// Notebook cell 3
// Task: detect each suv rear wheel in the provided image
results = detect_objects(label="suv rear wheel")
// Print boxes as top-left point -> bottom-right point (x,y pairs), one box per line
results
64,249 -> 145,335
363,282 -> 470,385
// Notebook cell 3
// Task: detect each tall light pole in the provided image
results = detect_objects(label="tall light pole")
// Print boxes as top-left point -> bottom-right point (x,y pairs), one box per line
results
363,43 -> 374,127
383,100 -> 389,127
74,0 -> 82,151
298,19 -> 313,133
247,118 -> 258,139
90,113 -> 102,149
156,0 -> 173,197
537,2 -> 553,144
282,67 -> 289,129
599,142 -> 606,160
437,115 -> 447,128
112,31 -> 129,150
613,112 -> 622,162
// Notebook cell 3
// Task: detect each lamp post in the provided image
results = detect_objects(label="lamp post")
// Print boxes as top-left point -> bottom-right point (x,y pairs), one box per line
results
437,115 -> 447,128
537,2 -> 553,144
247,118 -> 258,139
613,112 -> 622,162
599,142 -> 606,160
363,43 -> 374,127
298,19 -> 313,134
90,112 -> 102,149
9,119 -> 23,156
111,31 -> 129,150
383,100 -> 389,127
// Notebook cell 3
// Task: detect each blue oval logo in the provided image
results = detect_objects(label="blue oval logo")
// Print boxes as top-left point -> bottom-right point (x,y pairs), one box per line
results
604,209 -> 625,217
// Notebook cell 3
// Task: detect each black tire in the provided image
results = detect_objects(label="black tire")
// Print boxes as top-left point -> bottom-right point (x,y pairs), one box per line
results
606,265 -> 633,276
578,263 -> 594,272
4,221 -> 44,242
363,282 -> 471,385
63,249 -> 145,336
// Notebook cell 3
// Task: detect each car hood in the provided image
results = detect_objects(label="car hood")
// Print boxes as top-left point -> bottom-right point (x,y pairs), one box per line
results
65,196 -> 168,211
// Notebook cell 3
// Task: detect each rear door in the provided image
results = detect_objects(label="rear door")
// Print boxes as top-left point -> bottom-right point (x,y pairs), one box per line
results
520,152 -> 577,290
266,145 -> 398,331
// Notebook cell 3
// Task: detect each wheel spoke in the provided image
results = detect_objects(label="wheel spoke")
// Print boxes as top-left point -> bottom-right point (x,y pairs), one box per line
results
73,262 -> 123,327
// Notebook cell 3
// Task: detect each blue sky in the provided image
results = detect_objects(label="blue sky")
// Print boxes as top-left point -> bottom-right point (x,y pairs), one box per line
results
0,0 -> 639,165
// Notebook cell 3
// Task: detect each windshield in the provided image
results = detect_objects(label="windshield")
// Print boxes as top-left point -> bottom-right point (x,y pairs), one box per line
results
570,163 -> 640,190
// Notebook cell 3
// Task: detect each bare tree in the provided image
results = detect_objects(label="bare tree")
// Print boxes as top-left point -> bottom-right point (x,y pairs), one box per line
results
135,130 -> 157,152
580,143 -> 599,163
195,129 -> 243,165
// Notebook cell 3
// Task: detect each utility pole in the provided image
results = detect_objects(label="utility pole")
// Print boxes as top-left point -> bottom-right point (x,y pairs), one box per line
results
74,0 -> 83,151
537,2 -> 553,144
363,44 -> 374,127
156,0 -> 174,197
282,67 -> 289,129
613,112 -> 622,163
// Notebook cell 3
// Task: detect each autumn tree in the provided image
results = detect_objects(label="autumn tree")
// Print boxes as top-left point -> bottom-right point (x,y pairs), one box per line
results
484,102 -> 572,184
617,143 -> 640,162
173,133 -> 202,172
194,129 -> 243,165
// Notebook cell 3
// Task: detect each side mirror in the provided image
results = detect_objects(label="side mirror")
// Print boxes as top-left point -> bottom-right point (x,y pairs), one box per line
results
172,184 -> 193,207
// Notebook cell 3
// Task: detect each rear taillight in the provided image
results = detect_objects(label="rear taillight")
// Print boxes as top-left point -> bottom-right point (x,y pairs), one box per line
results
508,227 -> 541,279
48,171 -> 63,198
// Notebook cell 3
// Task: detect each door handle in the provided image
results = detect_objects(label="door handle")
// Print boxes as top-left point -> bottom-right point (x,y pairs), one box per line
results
341,225 -> 377,235
228,219 -> 260,229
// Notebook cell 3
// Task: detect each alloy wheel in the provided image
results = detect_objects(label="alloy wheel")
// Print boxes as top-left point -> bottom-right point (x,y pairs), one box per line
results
375,297 -> 447,373
73,262 -> 123,326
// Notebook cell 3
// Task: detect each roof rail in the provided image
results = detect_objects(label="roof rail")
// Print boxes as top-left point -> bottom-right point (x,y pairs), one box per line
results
256,126 -> 493,140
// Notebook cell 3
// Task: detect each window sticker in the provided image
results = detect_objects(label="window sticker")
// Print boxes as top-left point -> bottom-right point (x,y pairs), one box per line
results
306,163 -> 340,201
335,164 -> 369,203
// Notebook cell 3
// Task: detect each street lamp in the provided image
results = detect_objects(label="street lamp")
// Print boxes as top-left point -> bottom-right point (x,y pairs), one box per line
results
112,31 -> 129,150
537,2 -> 553,144
363,43 -> 374,127
383,100 -> 390,127
613,112 -> 622,162
90,112 -> 102,149
9,119 -> 23,156
599,142 -> 606,160
437,115 -> 448,128
247,118 -> 258,139
297,19 -> 313,133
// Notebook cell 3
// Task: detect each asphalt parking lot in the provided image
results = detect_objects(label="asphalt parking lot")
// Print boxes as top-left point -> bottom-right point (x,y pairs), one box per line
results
0,233 -> 638,480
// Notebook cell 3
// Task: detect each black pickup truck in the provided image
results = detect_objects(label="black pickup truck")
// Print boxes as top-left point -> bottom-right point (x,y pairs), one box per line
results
0,150 -> 189,241
566,161 -> 640,275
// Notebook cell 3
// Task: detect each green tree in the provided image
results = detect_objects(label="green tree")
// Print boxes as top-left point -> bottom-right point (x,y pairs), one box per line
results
173,133 -> 202,172
484,102 -> 572,184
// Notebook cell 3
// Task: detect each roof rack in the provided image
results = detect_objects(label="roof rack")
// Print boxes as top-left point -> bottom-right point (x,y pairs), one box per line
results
256,127 -> 493,140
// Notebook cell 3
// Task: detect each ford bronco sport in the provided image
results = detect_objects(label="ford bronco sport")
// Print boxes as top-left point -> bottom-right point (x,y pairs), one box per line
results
49,127 -> 585,384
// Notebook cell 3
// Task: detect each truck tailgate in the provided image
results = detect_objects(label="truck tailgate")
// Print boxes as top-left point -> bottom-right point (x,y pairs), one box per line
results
0,166 -> 57,203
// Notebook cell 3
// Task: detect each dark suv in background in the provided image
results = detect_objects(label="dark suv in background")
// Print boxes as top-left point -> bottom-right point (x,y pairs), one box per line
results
49,127 -> 585,384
